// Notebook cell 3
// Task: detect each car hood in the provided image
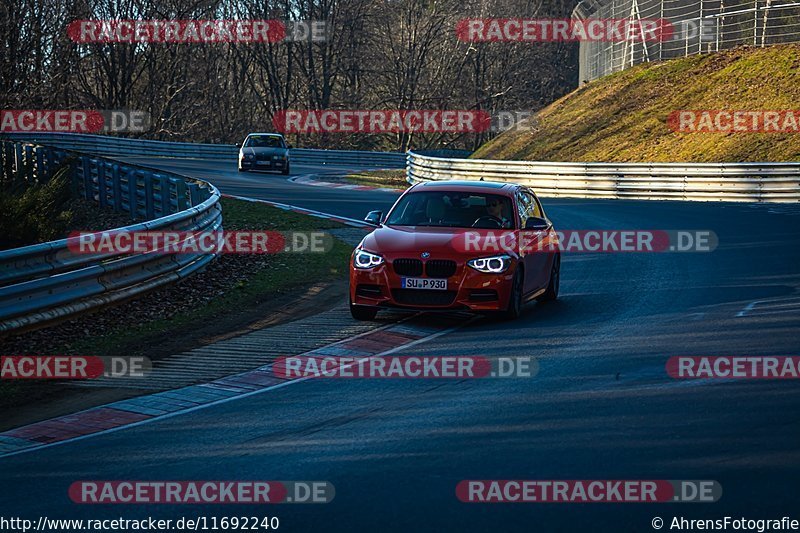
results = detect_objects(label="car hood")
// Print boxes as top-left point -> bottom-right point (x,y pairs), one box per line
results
240,147 -> 287,156
360,225 -> 515,257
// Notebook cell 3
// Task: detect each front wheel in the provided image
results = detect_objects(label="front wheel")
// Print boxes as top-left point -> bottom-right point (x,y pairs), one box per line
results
350,297 -> 378,321
238,166 -> 247,172
500,267 -> 523,320
537,254 -> 560,302
282,164 -> 290,175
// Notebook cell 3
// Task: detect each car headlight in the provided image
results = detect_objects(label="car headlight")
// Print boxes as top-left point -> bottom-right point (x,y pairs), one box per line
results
467,254 -> 512,273
354,249 -> 384,269
243,154 -> 254,160
273,155 -> 286,160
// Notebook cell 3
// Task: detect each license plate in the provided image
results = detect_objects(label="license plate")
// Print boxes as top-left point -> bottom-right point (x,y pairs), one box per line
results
401,278 -> 447,290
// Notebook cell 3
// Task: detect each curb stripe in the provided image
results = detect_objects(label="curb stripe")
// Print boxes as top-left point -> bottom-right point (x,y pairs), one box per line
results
290,175 -> 405,193
0,314 -> 471,458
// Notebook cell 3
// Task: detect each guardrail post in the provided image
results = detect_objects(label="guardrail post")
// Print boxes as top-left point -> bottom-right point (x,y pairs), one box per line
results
188,183 -> 204,207
129,170 -> 140,219
80,156 -> 92,200
24,145 -> 34,184
111,164 -> 122,211
96,161 -> 107,209
35,147 -> 46,183
143,172 -> 155,219
158,175 -> 171,215
1,142 -> 12,186
13,143 -> 23,178
69,157 -> 79,197
174,178 -> 189,211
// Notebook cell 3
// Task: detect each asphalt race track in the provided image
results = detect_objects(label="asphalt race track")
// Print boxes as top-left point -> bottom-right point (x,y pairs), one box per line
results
118,156 -> 401,220
2,157 -> 799,532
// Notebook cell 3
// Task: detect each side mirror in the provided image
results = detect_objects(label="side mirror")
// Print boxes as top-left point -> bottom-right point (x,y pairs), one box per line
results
235,142 -> 242,148
364,210 -> 383,226
287,144 -> 293,149
524,216 -> 549,231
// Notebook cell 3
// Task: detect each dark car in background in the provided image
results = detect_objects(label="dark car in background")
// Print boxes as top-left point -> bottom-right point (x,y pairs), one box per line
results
237,133 -> 291,174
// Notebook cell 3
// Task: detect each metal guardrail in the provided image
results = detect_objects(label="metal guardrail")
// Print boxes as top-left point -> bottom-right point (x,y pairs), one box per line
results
0,140 -> 221,334
1,133 -> 407,168
1,133 -> 236,160
406,151 -> 800,202
288,148 -> 406,168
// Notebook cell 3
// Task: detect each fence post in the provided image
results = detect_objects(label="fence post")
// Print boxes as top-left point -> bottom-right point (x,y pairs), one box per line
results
761,0 -> 772,46
699,0 -> 704,53
754,0 -> 759,45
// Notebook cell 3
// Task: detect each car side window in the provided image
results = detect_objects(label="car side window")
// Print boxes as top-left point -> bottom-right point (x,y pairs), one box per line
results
524,191 -> 543,218
516,191 -> 531,227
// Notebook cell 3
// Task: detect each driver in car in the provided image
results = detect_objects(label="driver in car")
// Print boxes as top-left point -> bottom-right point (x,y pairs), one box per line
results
486,197 -> 512,228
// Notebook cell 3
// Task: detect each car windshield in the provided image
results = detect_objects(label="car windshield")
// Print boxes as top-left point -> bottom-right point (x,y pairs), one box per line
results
244,135 -> 285,148
386,191 -> 515,229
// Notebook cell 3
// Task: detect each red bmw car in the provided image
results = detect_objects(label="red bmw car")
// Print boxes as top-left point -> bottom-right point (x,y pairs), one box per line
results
349,180 -> 560,320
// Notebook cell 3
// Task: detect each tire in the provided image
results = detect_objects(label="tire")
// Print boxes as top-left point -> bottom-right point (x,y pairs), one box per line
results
538,254 -> 560,302
282,164 -> 290,175
501,266 -> 524,320
238,167 -> 246,172
350,298 -> 378,321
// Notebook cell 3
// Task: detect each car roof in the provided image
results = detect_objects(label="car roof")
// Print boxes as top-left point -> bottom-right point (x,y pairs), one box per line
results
411,180 -> 518,194
246,133 -> 285,137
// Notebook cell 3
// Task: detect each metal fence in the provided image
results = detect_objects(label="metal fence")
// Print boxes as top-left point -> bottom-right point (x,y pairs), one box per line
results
574,0 -> 800,82
0,141 -> 221,334
0,133 -> 408,169
407,151 -> 800,202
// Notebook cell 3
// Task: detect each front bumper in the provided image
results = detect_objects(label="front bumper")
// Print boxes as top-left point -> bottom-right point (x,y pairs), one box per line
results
349,257 -> 516,312
239,158 -> 288,170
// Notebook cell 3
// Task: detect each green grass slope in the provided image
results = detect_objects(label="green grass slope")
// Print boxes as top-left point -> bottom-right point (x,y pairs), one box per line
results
472,45 -> 800,162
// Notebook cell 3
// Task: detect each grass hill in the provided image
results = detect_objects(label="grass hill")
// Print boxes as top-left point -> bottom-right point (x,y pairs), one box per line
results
473,45 -> 800,162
